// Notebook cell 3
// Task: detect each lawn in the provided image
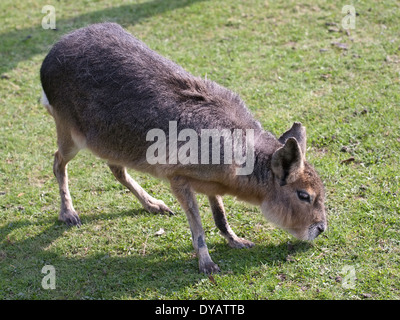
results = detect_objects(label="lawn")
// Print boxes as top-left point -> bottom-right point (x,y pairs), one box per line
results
0,0 -> 399,300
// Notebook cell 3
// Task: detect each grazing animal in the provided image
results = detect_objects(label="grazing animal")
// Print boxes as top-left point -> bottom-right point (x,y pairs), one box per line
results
40,23 -> 326,274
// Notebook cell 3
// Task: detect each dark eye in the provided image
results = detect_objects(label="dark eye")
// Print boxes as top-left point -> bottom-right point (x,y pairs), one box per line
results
297,190 -> 311,203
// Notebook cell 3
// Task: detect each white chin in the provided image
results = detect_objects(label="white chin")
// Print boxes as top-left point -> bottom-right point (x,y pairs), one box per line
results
261,202 -> 313,241
286,228 -> 310,241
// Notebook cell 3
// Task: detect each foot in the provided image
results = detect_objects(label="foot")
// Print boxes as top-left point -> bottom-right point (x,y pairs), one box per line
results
228,236 -> 255,249
59,209 -> 81,227
199,260 -> 220,274
143,198 -> 174,215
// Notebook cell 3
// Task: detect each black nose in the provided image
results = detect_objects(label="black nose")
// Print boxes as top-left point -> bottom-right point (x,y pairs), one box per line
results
317,223 -> 326,234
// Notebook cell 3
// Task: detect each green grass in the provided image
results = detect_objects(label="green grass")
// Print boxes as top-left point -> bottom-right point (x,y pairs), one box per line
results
1,0 -> 399,300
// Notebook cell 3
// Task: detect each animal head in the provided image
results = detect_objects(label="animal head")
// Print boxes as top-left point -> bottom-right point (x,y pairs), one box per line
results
261,122 -> 327,241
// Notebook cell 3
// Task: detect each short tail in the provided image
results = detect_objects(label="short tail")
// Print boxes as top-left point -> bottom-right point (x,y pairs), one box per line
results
41,89 -> 54,116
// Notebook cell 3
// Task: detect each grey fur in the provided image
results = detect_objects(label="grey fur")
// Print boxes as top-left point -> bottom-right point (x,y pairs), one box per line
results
40,23 -> 326,274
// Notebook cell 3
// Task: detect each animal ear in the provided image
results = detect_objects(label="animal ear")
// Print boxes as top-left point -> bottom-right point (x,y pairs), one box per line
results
278,122 -> 307,156
271,137 -> 304,186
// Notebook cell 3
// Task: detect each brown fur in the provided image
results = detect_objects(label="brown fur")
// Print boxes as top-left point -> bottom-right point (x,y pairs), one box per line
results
40,23 -> 326,273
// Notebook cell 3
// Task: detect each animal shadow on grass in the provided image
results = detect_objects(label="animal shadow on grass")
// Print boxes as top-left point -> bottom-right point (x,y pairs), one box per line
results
0,207 -> 313,299
0,0 -> 208,74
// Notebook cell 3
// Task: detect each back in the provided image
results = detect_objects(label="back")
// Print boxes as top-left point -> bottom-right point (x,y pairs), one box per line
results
40,23 -> 262,169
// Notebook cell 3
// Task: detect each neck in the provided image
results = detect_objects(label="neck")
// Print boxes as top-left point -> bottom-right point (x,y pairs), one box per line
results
228,131 -> 282,204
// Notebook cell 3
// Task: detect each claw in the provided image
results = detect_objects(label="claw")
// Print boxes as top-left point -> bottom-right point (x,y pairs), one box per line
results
59,209 -> 81,227
144,198 -> 174,215
228,237 -> 255,249
199,261 -> 221,274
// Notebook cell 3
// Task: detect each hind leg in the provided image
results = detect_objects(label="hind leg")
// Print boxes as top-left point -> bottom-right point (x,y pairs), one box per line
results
53,143 -> 81,226
108,164 -> 173,215
44,90 -> 81,226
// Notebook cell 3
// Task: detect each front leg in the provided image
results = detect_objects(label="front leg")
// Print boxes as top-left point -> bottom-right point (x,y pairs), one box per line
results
169,176 -> 220,274
108,165 -> 173,215
208,195 -> 254,249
